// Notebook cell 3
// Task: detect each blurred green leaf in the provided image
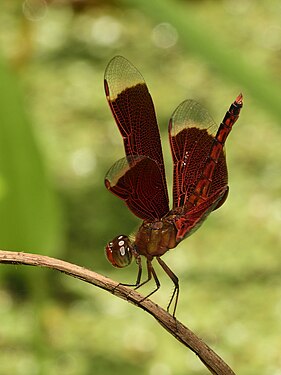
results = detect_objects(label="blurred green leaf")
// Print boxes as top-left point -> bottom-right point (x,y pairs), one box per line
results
0,55 -> 62,254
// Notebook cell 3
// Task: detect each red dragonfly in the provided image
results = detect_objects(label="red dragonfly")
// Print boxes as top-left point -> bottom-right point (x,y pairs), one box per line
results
104,56 -> 243,315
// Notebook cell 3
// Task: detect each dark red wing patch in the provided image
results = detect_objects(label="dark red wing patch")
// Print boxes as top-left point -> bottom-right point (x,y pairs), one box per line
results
105,156 -> 170,221
104,56 -> 168,207
169,99 -> 227,209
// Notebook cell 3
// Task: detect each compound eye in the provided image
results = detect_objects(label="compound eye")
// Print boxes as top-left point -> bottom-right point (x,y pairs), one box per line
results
105,235 -> 133,268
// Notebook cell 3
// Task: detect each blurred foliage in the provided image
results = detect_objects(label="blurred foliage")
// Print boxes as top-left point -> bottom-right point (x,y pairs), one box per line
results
124,0 -> 281,121
0,56 -> 61,254
0,0 -> 280,374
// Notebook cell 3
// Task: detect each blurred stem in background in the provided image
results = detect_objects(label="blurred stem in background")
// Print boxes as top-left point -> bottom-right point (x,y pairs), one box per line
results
123,0 -> 281,122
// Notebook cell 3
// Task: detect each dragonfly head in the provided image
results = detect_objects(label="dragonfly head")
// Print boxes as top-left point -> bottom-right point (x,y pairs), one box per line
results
105,235 -> 133,268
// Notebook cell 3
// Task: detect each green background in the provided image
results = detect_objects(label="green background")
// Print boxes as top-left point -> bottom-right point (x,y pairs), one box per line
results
0,0 -> 280,374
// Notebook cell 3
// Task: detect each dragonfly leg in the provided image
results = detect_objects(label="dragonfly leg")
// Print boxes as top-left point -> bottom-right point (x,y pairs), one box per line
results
137,260 -> 161,302
157,257 -> 179,317
135,260 -> 160,292
117,253 -> 142,288
134,254 -> 143,285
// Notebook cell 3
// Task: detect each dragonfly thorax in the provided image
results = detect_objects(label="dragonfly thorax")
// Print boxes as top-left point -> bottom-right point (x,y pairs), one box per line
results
134,219 -> 177,259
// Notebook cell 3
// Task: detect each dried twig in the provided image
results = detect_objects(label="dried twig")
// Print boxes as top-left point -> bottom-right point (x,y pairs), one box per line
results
0,249 -> 235,375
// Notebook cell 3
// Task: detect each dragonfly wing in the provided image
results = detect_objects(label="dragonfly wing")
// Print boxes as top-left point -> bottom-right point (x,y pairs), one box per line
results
105,156 -> 170,221
104,56 -> 169,210
169,99 -> 228,209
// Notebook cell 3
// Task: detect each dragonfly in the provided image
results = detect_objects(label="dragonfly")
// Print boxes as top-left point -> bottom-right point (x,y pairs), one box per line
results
104,56 -> 243,316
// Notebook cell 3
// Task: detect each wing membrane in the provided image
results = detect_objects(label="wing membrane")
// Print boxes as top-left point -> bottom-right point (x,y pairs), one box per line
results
105,156 -> 169,220
169,100 -> 228,209
104,56 -> 168,210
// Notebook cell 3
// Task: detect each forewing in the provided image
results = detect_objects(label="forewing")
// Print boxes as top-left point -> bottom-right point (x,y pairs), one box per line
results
104,56 -> 168,206
105,156 -> 170,220
169,100 -> 228,209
